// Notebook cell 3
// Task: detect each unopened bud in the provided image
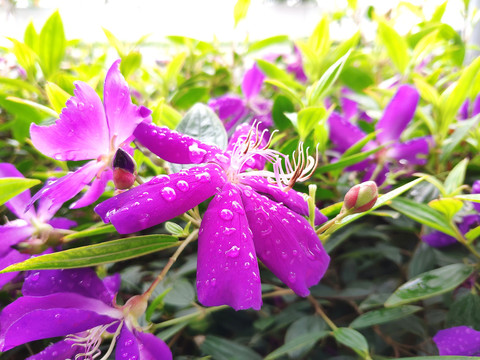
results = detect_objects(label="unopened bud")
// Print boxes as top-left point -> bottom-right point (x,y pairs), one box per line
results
342,181 -> 378,214
113,148 -> 137,190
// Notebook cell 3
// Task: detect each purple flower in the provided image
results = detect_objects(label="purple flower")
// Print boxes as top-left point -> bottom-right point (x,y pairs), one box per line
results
28,60 -> 151,210
433,326 -> 480,356
0,163 -> 76,288
209,63 -> 272,132
328,85 -> 430,185
459,95 -> 480,120
0,268 -> 172,360
285,46 -> 307,83
95,124 -> 329,310
422,214 -> 480,248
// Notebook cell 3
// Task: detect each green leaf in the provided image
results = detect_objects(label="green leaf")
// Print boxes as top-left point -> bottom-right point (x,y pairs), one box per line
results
333,327 -> 368,355
428,198 -> 463,220
247,35 -> 289,53
233,0 -> 251,27
200,335 -> 262,360
6,96 -> 58,118
256,59 -> 302,90
398,357 -> 480,360
446,293 -> 480,330
38,10 -> 66,79
408,243 -> 436,278
413,76 -> 440,106
62,225 -> 117,241
297,107 -> 327,140
377,20 -> 410,73
465,225 -> 480,241
431,1 -> 447,22
171,87 -> 209,109
151,99 -> 182,128
308,15 -> 331,56
444,158 -> 468,195
389,197 -> 456,236
439,56 -> 480,134
45,82 -> 70,115
164,52 -> 186,89
272,95 -> 294,131
350,305 -> 422,329
264,79 -> 304,107
0,177 -> 41,206
385,263 -> 474,307
23,21 -> 38,53
102,27 -> 125,57
307,49 -> 351,106
0,235 -> 180,272
440,114 -> 480,162
454,194 -> 480,203
0,77 -> 42,95
316,144 -> 384,174
8,38 -> 37,79
265,331 -> 329,360
284,316 -> 327,359
120,51 -> 142,78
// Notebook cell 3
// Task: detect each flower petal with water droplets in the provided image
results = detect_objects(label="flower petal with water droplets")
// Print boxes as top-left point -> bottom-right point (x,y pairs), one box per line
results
115,326 -> 140,360
241,188 -> 330,297
433,326 -> 480,356
197,183 -> 262,310
134,331 -> 173,360
95,164 -> 226,234
26,339 -> 80,360
327,112 -> 365,152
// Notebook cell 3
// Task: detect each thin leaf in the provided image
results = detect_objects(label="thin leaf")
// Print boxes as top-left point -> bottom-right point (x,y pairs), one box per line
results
265,331 -> 329,360
444,158 -> 468,195
350,306 -> 422,329
0,177 -> 40,206
62,224 -> 117,241
333,327 -> 368,354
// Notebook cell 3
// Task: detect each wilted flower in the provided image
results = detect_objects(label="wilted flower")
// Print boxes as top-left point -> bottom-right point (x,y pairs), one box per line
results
28,60 -> 150,210
0,163 -> 76,288
209,63 -> 272,132
0,268 -> 172,360
96,123 -> 329,310
328,85 -> 430,185
433,326 -> 480,356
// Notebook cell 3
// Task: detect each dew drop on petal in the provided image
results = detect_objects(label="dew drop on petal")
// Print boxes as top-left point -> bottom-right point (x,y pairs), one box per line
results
225,245 -> 240,257
223,227 -> 237,235
292,249 -> 298,257
288,272 -> 296,283
220,209 -> 234,220
176,180 -> 190,192
195,172 -> 211,183
77,102 -> 85,110
244,261 -> 250,269
161,187 -> 176,202
149,175 -> 169,185
231,201 -> 245,214
125,339 -> 134,346
281,251 -> 287,259
215,153 -> 230,164
188,143 -> 207,163
211,278 -> 217,286
30,272 -> 40,282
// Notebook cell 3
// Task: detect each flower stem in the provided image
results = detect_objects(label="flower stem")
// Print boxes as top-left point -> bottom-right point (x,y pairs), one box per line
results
307,295 -> 337,330
143,229 -> 199,300
315,211 -> 348,236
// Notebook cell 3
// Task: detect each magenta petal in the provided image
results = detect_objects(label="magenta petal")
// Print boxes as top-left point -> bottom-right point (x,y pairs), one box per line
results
28,161 -> 104,211
327,112 -> 365,152
133,122 -> 223,165
387,137 -> 430,165
473,95 -> 480,117
422,230 -> 457,248
30,82 -> 109,161
242,177 -> 327,225
0,220 -> 33,256
209,96 -> 247,129
340,88 -> 358,121
0,163 -> 36,220
459,99 -> 470,120
26,339 -> 79,360
115,326 -> 140,360
102,273 -> 121,300
23,269 -> 116,305
242,63 -> 265,100
70,168 -> 112,209
134,331 -> 172,360
0,249 -> 30,289
376,85 -> 419,143
362,163 -> 388,186
47,217 -> 77,230
228,124 -> 267,171
103,60 -> 149,147
95,164 -> 226,234
197,184 -> 262,310
433,326 -> 480,356
241,189 -> 330,296
0,293 -> 120,351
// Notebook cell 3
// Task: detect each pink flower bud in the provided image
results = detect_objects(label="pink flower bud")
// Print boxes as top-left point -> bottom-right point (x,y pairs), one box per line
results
112,148 -> 137,190
342,181 -> 378,214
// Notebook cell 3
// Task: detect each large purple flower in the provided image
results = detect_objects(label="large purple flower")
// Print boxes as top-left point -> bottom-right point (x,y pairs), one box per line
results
328,85 -> 430,185
433,326 -> 480,356
28,60 -> 151,210
209,63 -> 272,132
0,268 -> 172,360
0,163 -> 76,288
95,123 -> 329,310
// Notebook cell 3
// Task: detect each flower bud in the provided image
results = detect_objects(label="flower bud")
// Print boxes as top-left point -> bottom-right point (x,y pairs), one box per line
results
342,181 -> 378,214
112,148 -> 137,190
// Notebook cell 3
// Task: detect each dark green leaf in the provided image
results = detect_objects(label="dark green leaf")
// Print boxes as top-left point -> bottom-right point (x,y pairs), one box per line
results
200,335 -> 262,360
446,293 -> 480,330
284,316 -> 327,358
272,94 -> 295,131
265,331 -> 329,360
350,305 -> 422,329
408,243 -> 436,278
385,263 -> 474,307
0,235 -> 180,272
316,144 -> 383,174
62,225 -> 117,241
0,177 -> 41,206
333,327 -> 368,354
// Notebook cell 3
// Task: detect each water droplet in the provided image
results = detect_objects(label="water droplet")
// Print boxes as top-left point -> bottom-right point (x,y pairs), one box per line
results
244,261 -> 250,269
243,189 -> 252,197
122,353 -> 129,358
77,102 -> 85,110
281,251 -> 287,259
30,272 -> 40,282
288,272 -> 296,283
292,249 -> 298,257
225,245 -> 240,257
223,227 -> 237,235
188,143 -> 207,163
220,209 -> 233,220
281,219 -> 289,225
161,187 -> 176,202
53,154 -> 63,160
125,339 -> 134,346
195,172 -> 211,183
215,153 -> 230,164
211,278 -> 217,286
89,104 -> 94,111
176,180 -> 190,192
231,201 -> 245,214
149,175 -> 169,185
54,313 -> 61,319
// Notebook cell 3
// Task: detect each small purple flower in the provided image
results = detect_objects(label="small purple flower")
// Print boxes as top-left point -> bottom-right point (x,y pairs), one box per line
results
422,214 -> 480,248
285,45 -> 307,83
459,95 -> 480,120
28,60 -> 151,210
328,85 -> 430,185
0,268 -> 172,360
433,326 -> 480,356
96,123 -> 329,310
0,163 -> 76,288
209,63 -> 272,132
